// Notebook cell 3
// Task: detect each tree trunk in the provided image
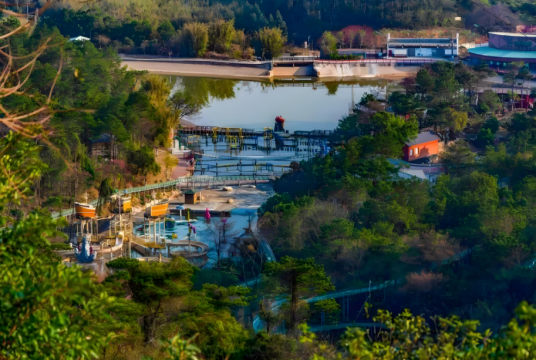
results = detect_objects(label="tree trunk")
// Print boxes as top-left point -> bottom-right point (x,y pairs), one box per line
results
143,315 -> 153,343
144,300 -> 162,343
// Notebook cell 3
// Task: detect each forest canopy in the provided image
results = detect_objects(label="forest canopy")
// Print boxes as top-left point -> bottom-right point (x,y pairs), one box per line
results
41,0 -> 536,58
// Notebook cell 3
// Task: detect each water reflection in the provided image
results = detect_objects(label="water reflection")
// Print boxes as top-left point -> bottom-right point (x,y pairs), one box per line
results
166,76 -> 394,131
179,77 -> 238,104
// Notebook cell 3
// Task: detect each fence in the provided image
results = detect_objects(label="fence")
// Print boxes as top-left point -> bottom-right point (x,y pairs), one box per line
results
314,58 -> 439,65
51,175 -> 273,219
274,56 -> 320,62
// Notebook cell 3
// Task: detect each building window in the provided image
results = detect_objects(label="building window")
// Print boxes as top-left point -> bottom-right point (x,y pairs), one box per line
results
409,149 -> 413,156
415,148 -> 419,155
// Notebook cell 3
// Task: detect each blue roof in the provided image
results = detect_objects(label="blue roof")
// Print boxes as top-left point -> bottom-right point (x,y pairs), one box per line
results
468,46 -> 536,60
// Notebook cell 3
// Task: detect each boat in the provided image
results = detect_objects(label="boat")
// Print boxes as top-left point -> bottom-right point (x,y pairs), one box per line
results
75,202 -> 96,218
111,194 -> 132,213
119,195 -> 132,213
145,199 -> 169,218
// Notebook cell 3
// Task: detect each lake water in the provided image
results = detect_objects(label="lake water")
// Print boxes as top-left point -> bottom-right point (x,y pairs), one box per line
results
167,76 -> 394,132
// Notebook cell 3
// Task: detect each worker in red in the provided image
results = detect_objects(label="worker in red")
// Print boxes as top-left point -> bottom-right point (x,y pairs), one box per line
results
275,116 -> 285,132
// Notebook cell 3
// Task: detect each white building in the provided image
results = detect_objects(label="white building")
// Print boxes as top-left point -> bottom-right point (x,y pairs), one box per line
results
386,33 -> 459,58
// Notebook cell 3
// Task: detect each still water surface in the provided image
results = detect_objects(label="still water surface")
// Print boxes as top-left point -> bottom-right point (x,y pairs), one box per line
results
167,76 -> 394,132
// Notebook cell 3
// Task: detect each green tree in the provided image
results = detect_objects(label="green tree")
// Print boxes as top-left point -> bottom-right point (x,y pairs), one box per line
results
388,91 -> 420,116
105,257 -> 249,356
157,20 -> 176,42
275,10 -> 288,38
503,61 -> 525,110
106,257 -> 193,342
308,302 -> 536,359
320,31 -> 337,56
0,133 -> 121,358
259,27 -> 285,59
184,22 -> 209,57
477,127 -> 495,147
170,88 -> 206,119
479,89 -> 502,115
164,153 -> 179,180
258,299 -> 283,335
126,145 -> 161,183
415,68 -> 435,100
330,113 -> 361,143
208,19 -> 236,53
361,111 -> 419,158
440,140 -> 475,177
264,256 -> 335,333
160,335 -> 201,360
482,116 -> 501,134
455,64 -> 480,97
446,109 -> 469,132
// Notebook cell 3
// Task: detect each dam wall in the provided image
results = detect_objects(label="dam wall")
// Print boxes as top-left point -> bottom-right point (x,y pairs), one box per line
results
314,61 -> 421,77
272,64 -> 315,77
121,55 -> 430,79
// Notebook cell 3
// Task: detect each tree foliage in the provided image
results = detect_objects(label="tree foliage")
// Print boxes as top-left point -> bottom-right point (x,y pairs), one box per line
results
264,256 -> 334,332
259,27 -> 285,59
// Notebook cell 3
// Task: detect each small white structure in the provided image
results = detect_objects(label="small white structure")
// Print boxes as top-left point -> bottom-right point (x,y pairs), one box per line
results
387,33 -> 459,58
69,36 -> 90,42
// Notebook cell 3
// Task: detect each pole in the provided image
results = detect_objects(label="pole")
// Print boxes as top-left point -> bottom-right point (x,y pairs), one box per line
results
187,210 -> 191,253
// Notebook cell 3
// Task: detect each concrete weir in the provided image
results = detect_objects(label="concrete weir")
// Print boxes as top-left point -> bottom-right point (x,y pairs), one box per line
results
121,55 -> 432,79
313,61 -> 421,78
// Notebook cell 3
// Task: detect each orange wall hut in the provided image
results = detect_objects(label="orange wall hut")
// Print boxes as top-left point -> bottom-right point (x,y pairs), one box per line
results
403,132 -> 440,162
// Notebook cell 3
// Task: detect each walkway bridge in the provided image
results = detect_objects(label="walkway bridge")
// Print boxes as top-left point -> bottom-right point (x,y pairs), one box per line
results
251,247 -> 477,334
179,125 -> 333,139
195,161 -> 292,175
51,175 -> 273,219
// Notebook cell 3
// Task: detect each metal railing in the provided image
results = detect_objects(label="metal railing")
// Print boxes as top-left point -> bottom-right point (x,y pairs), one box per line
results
314,58 -> 439,65
388,38 -> 455,45
274,56 -> 320,62
51,175 -> 273,219
306,280 -> 396,303
131,235 -> 166,249
308,322 -> 384,333
252,246 -> 477,332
